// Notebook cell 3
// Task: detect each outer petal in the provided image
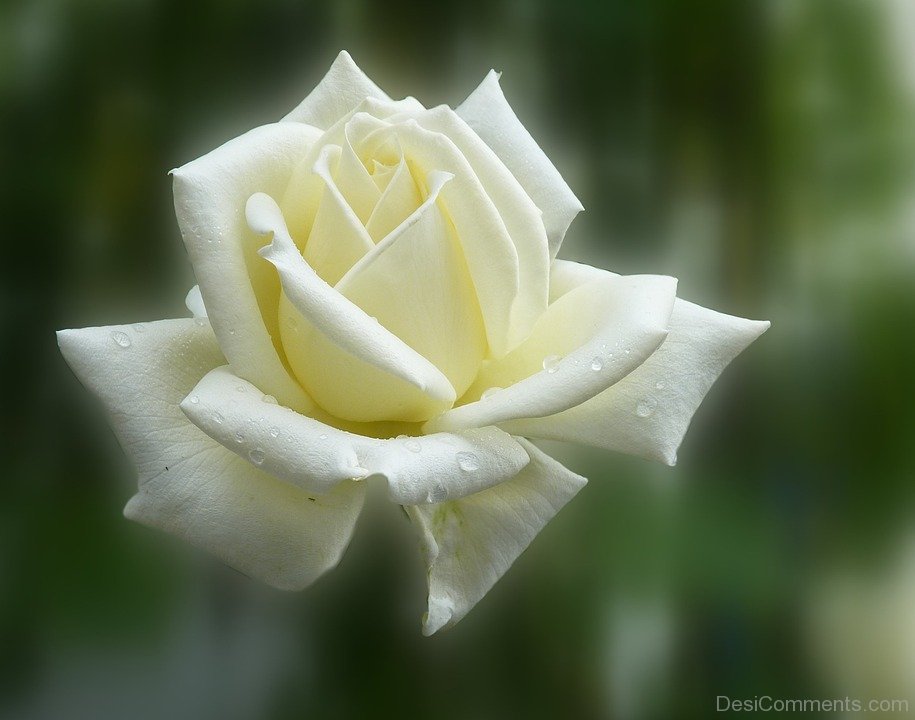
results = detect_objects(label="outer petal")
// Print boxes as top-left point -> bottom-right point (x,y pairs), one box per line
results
172,122 -> 322,414
425,274 -> 677,433
56,318 -> 365,590
282,50 -> 391,129
182,366 -> 531,505
407,439 -> 586,635
501,299 -> 770,465
249,192 -> 457,423
457,70 -> 583,259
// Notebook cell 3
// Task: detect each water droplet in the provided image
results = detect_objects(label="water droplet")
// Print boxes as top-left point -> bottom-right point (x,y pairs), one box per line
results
228,329 -> 236,336
110,331 -> 131,348
194,318 -> 206,327
318,433 -> 328,440
189,395 -> 199,404
481,386 -> 503,400
590,357 -> 603,372
635,397 -> 658,418
234,431 -> 245,444
404,438 -> 422,453
213,413 -> 224,425
427,483 -> 448,503
456,451 -> 480,473
655,381 -> 665,390
248,448 -> 265,466
262,394 -> 278,405
235,384 -> 246,393
132,323 -> 146,333
269,426 -> 279,438
542,355 -> 561,373
625,349 -> 631,355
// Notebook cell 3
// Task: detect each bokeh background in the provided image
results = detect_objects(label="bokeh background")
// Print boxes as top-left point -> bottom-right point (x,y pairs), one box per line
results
2,0 -> 915,717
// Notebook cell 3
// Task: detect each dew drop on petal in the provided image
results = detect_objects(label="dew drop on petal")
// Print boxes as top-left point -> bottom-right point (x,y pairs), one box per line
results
132,323 -> 146,333
636,397 -> 658,418
456,451 -> 480,473
234,431 -> 245,444
235,384 -> 246,393
213,413 -> 224,425
110,331 -> 131,348
262,394 -> 277,405
590,357 -> 603,372
426,483 -> 448,503
481,386 -> 503,400
248,448 -> 266,466
542,355 -> 561,373
189,395 -> 199,404
655,381 -> 665,390
318,433 -> 328,440
269,426 -> 279,438
404,438 -> 422,453
194,318 -> 206,327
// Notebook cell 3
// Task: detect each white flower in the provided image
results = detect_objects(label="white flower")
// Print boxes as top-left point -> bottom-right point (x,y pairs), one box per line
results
57,51 -> 769,635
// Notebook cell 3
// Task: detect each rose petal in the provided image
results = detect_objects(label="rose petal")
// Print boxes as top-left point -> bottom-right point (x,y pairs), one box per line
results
249,192 -> 457,422
364,158 -> 423,242
181,366 -> 531,505
457,70 -> 584,259
335,170 -> 486,398
56,318 -> 365,590
424,273 -> 676,433
171,122 -> 321,414
415,106 -> 550,344
280,98 -> 425,260
548,258 -> 608,301
184,285 -> 206,318
358,120 -> 522,357
335,121 -> 383,223
407,439 -> 586,635
282,50 -> 390,129
302,144 -> 375,285
501,293 -> 770,465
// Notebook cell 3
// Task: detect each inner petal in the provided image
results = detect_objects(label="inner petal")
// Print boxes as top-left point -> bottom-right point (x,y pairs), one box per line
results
337,170 -> 487,399
365,158 -> 423,242
335,121 -> 382,223
357,121 -> 522,357
250,192 -> 456,425
302,144 -> 375,285
371,160 -> 397,191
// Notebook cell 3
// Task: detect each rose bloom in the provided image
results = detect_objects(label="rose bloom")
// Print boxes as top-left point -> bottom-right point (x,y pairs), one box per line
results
58,52 -> 768,635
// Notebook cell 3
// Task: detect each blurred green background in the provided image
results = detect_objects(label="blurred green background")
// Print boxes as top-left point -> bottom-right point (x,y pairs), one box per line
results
2,0 -> 915,717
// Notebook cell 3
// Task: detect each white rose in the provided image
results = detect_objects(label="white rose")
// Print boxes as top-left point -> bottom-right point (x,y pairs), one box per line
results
58,51 -> 769,635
